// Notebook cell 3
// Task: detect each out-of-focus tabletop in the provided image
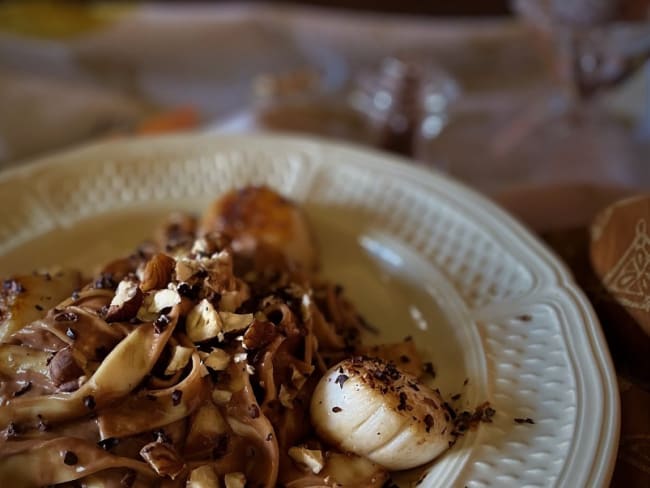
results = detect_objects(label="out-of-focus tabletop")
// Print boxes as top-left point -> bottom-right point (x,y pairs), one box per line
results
0,3 -> 649,486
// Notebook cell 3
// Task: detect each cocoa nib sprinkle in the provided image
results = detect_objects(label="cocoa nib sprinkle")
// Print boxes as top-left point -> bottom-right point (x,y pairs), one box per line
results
517,314 -> 532,322
93,273 -> 116,290
177,282 -> 199,299
154,314 -> 171,334
249,404 -> 260,419
2,279 -> 25,294
451,393 -> 461,401
83,395 -> 96,410
334,374 -> 349,389
514,417 -> 535,424
34,304 -> 44,311
63,450 -> 78,466
424,414 -> 434,433
37,415 -> 50,432
6,422 -> 20,438
332,406 -> 342,413
56,311 -> 79,323
423,362 -> 436,378
452,403 -> 495,436
153,429 -> 171,444
212,434 -> 229,459
171,389 -> 182,406
98,437 -> 120,451
397,392 -> 408,411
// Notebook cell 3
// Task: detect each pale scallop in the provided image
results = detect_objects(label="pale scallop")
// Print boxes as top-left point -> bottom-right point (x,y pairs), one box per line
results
310,358 -> 454,471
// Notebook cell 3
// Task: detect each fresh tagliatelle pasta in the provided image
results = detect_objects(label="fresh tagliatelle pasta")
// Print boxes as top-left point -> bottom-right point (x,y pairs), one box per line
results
0,186 -> 493,488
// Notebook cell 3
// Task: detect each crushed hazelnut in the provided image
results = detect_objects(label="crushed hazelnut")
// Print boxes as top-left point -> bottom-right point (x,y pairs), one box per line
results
288,446 -> 325,474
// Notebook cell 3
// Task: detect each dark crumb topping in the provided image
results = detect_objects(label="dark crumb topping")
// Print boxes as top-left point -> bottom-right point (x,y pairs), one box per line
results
451,393 -> 461,401
98,437 -> 120,451
424,414 -> 434,433
514,417 -> 535,424
154,314 -> 171,334
452,402 -> 495,436
334,374 -> 349,389
93,273 -> 116,290
171,389 -> 182,406
249,404 -> 260,419
6,422 -> 20,438
517,314 -> 532,322
83,395 -> 96,410
63,450 -> 78,465
34,304 -> 44,311
212,434 -> 229,459
153,429 -> 171,444
397,392 -> 408,411
332,406 -> 342,413
423,362 -> 436,378
2,279 -> 25,294
56,312 -> 79,323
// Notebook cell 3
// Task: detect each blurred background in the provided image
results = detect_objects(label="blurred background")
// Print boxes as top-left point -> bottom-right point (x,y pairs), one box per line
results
1,1 -> 650,486
1,0 -> 648,195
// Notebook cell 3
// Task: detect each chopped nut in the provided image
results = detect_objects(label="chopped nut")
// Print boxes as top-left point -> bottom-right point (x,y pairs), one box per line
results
211,389 -> 232,405
191,237 -> 216,256
139,441 -> 185,479
242,320 -> 277,350
224,472 -> 246,488
140,253 -> 175,292
204,348 -> 230,371
171,389 -> 182,406
288,446 -> 325,474
186,299 -> 224,342
48,347 -> 84,387
175,258 -> 202,282
105,278 -> 144,323
218,290 -> 247,313
164,346 -> 193,375
219,311 -> 253,334
137,289 -> 181,322
187,465 -> 220,488
290,365 -> 311,390
152,289 -> 181,312
278,385 -> 294,409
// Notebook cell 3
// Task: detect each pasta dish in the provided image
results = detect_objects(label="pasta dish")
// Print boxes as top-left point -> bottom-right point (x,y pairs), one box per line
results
0,186 -> 491,487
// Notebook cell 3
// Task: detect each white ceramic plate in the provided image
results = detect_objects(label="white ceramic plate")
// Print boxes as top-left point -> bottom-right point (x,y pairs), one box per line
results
0,134 -> 618,488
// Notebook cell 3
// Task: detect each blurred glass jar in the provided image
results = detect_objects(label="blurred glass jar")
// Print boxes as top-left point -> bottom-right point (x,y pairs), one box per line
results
348,55 -> 460,159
